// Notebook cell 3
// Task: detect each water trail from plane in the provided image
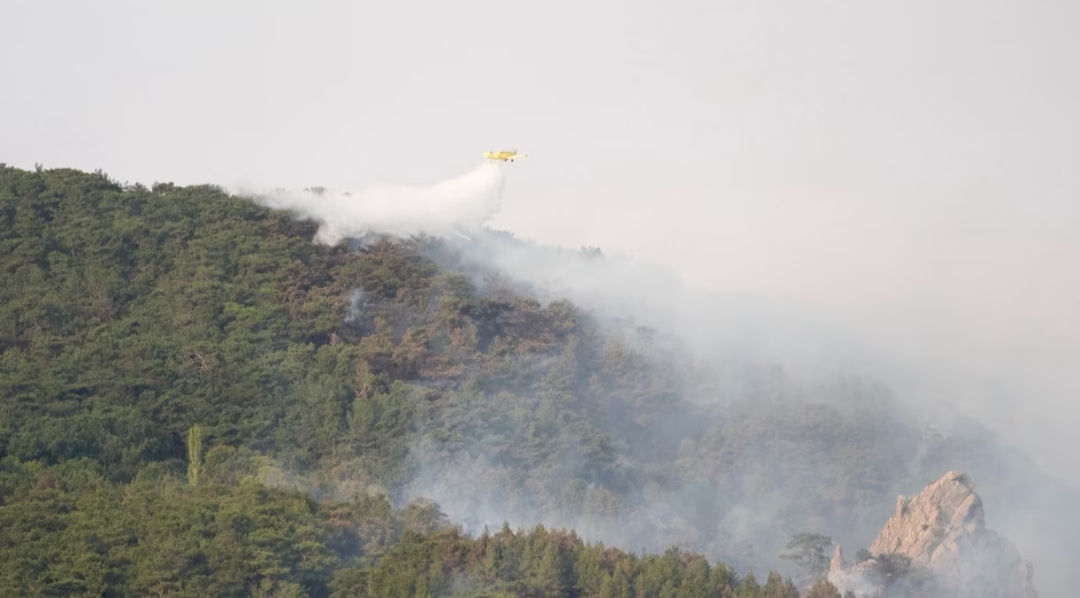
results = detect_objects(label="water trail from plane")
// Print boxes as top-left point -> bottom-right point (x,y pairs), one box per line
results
239,162 -> 505,244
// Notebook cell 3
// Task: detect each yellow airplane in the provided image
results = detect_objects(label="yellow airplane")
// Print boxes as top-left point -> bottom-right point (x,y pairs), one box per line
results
483,149 -> 527,162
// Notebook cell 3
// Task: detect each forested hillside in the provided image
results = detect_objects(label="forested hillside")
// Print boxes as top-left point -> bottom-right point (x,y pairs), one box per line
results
0,164 -> 1073,597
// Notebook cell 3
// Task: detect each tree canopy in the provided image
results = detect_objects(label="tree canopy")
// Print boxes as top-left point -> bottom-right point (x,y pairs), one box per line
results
1,163 -> 1069,597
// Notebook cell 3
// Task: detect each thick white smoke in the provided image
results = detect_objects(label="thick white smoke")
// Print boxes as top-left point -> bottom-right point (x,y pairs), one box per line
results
241,162 -> 505,244
228,157 -> 1073,596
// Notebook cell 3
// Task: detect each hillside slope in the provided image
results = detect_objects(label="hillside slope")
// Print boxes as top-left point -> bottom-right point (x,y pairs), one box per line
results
1,164 -> 1074,597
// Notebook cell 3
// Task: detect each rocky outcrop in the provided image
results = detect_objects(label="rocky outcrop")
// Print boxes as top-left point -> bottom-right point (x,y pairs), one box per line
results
830,545 -> 844,572
829,471 -> 1039,598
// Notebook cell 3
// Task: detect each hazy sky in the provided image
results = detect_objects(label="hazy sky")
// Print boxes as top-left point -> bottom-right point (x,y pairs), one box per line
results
3,0 -> 1078,485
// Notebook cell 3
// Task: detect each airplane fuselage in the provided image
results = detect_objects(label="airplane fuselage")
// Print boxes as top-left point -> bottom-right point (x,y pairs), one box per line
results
484,150 -> 526,162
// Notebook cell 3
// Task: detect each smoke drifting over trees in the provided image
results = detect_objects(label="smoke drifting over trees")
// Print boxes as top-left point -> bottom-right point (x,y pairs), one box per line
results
2,0 -> 1077,595
1,163 -> 1074,597
241,163 -> 505,244
246,161 -> 1076,596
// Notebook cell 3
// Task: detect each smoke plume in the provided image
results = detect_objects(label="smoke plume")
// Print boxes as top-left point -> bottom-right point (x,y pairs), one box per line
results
232,163 -> 1075,597
240,162 -> 505,244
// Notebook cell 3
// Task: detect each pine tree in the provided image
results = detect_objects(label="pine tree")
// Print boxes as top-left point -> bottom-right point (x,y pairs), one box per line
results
737,571 -> 760,597
601,570 -> 631,598
780,533 -> 833,579
536,543 -> 570,598
186,425 -> 203,487
804,579 -> 842,598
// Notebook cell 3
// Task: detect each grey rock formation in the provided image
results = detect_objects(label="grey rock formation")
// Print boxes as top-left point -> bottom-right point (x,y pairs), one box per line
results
829,471 -> 1039,598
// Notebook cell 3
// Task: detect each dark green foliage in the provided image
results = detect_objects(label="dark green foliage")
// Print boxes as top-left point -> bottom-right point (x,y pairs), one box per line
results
0,166 -> 349,479
803,580 -> 842,598
0,164 -> 800,596
0,460 -> 804,598
780,533 -> 832,579
0,164 -> 606,491
0,458 -> 392,597
2,164 -> 1068,596
333,524 -> 793,598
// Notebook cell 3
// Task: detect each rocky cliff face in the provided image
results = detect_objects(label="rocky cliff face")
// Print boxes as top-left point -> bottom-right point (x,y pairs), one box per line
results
829,471 -> 1039,598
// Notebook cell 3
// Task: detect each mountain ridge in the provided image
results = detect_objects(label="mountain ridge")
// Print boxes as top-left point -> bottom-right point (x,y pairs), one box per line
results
1,164 -> 1075,597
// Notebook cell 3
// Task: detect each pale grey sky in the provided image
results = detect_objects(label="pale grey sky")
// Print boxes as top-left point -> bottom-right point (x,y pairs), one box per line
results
3,0 -> 1079,484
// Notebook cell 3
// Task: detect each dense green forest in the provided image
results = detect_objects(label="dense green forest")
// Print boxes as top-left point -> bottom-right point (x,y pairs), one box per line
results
0,164 -> 808,596
0,164 -> 1073,597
